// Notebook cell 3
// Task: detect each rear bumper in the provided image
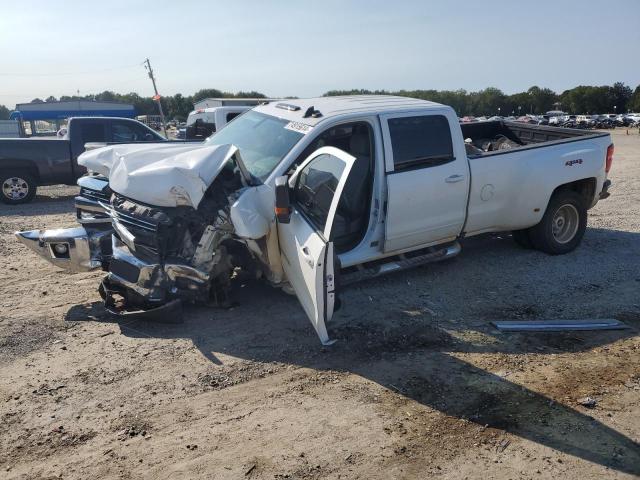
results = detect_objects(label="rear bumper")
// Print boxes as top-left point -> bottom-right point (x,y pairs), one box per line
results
599,179 -> 612,200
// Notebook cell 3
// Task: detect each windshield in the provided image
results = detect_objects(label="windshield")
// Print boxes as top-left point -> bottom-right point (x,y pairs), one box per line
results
204,111 -> 304,180
187,112 -> 213,126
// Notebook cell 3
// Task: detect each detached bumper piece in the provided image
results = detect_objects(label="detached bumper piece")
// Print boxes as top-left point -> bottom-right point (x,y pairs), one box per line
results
15,226 -> 112,273
492,319 -> 629,332
99,277 -> 183,323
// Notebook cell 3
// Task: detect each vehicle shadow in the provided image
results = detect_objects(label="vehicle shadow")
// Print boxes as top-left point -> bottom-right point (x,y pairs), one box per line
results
65,295 -> 640,475
0,195 -> 76,217
64,227 -> 640,475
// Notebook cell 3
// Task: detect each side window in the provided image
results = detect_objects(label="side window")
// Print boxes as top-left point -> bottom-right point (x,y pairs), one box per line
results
111,122 -> 139,142
80,122 -> 106,143
226,112 -> 242,122
293,154 -> 345,235
388,115 -> 453,170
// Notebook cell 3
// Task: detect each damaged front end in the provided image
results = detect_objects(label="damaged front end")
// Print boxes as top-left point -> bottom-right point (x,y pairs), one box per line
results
96,142 -> 278,320
98,183 -> 241,320
16,142 -> 278,322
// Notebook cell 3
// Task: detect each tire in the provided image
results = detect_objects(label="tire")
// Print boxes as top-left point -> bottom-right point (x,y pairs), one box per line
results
0,171 -> 37,205
512,229 -> 534,249
529,190 -> 587,255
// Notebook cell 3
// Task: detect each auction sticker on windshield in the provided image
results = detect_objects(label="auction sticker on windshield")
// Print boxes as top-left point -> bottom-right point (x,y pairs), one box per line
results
284,121 -> 313,135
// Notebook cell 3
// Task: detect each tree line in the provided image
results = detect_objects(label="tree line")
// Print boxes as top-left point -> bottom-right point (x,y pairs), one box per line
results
1,83 -> 639,121
0,88 -> 267,122
324,82 -> 640,116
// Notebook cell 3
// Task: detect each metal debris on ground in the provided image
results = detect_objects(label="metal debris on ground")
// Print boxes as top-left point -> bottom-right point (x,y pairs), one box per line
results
577,397 -> 598,408
492,319 -> 629,332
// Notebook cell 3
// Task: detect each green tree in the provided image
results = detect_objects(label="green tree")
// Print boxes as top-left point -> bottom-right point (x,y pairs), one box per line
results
233,91 -> 266,98
193,88 -> 224,103
0,105 -> 10,120
630,85 -> 640,112
526,87 -> 557,114
610,82 -> 633,112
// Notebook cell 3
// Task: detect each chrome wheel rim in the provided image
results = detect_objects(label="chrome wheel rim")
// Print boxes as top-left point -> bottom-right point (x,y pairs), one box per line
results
2,177 -> 29,200
552,204 -> 579,244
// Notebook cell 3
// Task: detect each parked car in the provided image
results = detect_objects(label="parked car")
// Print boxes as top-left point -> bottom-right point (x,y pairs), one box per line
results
17,96 -> 613,344
576,115 -> 596,128
0,117 -> 166,204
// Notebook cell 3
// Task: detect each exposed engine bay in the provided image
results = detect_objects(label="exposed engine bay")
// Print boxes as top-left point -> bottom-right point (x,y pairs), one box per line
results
100,159 -> 268,318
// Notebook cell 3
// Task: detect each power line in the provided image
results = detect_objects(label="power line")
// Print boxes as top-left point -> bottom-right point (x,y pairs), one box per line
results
0,63 -> 143,77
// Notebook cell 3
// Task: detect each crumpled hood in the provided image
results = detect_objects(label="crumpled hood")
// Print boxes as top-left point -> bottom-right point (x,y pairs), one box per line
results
78,142 -> 238,208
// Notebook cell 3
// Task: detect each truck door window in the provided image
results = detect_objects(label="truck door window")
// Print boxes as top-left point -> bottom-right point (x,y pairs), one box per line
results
293,153 -> 345,235
226,112 -> 242,122
112,122 -> 143,142
294,121 -> 374,252
388,115 -> 453,171
80,123 -> 106,143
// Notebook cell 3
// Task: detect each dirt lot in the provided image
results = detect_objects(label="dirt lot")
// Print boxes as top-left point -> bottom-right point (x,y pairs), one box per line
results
1,129 -> 639,479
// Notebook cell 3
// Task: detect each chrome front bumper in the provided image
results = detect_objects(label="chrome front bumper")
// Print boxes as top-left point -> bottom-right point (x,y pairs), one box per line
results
15,226 -> 112,273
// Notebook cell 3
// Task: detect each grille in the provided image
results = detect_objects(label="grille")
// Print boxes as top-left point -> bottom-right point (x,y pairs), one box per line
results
80,187 -> 110,203
107,195 -> 174,260
111,208 -> 158,233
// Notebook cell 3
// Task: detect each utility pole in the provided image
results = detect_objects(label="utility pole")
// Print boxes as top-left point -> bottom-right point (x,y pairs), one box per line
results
143,58 -> 168,138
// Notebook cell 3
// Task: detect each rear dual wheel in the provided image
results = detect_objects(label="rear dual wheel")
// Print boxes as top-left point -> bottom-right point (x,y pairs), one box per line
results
512,190 -> 587,255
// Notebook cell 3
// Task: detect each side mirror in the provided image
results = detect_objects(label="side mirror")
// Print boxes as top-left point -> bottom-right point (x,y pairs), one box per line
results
144,133 -> 154,141
274,176 -> 291,224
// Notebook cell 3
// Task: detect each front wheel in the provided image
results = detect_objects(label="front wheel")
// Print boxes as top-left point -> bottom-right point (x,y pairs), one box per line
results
529,190 -> 587,255
0,171 -> 37,205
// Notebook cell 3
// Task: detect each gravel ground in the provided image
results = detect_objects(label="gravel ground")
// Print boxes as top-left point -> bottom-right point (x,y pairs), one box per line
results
0,130 -> 639,479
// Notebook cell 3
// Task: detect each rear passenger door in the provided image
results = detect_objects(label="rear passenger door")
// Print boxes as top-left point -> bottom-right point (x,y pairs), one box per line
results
381,113 -> 469,252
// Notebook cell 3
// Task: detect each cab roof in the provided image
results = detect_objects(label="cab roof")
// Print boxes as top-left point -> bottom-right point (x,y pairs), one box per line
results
254,95 -> 446,126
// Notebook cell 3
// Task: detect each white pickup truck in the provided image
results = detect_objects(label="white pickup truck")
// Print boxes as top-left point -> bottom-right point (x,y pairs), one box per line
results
17,96 -> 614,344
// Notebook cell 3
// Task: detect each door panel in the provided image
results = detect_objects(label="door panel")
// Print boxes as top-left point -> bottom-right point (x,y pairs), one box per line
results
279,209 -> 331,342
380,112 -> 469,252
277,146 -> 355,344
385,165 -> 468,251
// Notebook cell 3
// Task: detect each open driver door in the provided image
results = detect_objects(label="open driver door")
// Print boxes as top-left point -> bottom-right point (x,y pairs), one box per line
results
275,146 -> 356,345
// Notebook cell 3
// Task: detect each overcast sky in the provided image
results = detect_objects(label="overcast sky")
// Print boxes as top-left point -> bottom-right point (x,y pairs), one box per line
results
1,0 -> 639,108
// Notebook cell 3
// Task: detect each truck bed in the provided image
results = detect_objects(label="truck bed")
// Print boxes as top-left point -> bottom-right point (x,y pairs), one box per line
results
460,121 -> 609,157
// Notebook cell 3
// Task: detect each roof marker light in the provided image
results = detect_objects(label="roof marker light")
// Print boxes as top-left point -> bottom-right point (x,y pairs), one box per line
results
276,103 -> 301,112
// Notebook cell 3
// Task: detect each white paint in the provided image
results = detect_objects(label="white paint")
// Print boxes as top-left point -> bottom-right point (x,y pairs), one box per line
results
277,147 -> 355,345
79,142 -> 238,208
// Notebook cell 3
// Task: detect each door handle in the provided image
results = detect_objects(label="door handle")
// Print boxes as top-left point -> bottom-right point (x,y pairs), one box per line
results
301,246 -> 314,266
445,174 -> 465,183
